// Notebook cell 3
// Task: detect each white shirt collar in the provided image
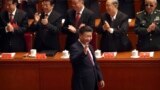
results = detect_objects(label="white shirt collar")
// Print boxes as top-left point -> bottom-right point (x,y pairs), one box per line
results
77,6 -> 85,14
45,8 -> 53,17
9,8 -> 17,16
78,39 -> 86,48
111,10 -> 118,20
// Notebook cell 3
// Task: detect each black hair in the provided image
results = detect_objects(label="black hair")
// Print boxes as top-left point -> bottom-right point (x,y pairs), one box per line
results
79,26 -> 93,35
43,0 -> 55,5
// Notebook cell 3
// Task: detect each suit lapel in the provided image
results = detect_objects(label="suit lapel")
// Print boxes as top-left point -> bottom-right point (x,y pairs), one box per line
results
48,10 -> 55,23
68,10 -> 76,26
77,41 -> 84,50
79,9 -> 85,23
14,9 -> 19,23
77,41 -> 96,65
111,11 -> 120,27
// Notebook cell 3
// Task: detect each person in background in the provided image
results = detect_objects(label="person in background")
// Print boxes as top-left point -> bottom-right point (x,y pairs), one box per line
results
134,0 -> 160,51
29,0 -> 61,56
0,0 -> 28,52
97,0 -> 132,52
62,0 -> 95,50
141,0 -> 160,10
69,25 -> 105,90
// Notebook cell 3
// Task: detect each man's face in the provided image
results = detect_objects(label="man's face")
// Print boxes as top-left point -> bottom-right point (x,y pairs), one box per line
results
145,0 -> 157,14
71,0 -> 83,12
79,32 -> 92,45
5,1 -> 16,13
42,1 -> 53,13
105,0 -> 116,15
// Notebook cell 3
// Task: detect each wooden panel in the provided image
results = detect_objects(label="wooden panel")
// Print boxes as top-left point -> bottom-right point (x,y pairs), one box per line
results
134,0 -> 143,12
99,0 -> 106,13
0,63 -> 39,90
39,62 -> 72,90
0,52 -> 160,90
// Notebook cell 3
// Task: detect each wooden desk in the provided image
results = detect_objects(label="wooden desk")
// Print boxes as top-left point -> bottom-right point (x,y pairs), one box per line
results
0,52 -> 160,90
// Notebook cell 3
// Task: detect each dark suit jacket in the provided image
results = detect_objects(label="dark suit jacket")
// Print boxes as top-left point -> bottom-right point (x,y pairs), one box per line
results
69,41 -> 103,90
30,10 -> 61,52
0,9 -> 28,52
97,11 -> 132,52
84,0 -> 100,18
62,8 -> 95,50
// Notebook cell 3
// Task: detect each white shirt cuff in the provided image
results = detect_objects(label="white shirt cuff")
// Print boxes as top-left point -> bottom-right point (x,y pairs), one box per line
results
5,26 -> 9,33
109,28 -> 114,34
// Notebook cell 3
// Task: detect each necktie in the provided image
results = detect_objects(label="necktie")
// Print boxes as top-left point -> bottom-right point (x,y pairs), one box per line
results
111,16 -> 114,21
44,13 -> 48,19
87,49 -> 95,66
9,13 -> 14,23
75,13 -> 80,26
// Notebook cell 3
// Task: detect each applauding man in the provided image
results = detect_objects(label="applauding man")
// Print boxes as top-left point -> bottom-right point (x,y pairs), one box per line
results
29,0 -> 61,55
134,0 -> 160,51
97,0 -> 132,52
0,0 -> 28,52
62,0 -> 95,50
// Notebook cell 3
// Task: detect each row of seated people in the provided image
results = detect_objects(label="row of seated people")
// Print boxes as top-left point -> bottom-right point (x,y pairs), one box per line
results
17,0 -> 135,19
25,18 -> 136,53
16,0 -> 160,19
1,0 -> 160,56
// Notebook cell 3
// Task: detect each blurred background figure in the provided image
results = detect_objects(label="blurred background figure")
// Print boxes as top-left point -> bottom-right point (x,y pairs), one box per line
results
0,0 -> 28,52
29,0 -> 61,56
62,0 -> 95,50
97,0 -> 132,52
134,0 -> 160,51
141,0 -> 160,10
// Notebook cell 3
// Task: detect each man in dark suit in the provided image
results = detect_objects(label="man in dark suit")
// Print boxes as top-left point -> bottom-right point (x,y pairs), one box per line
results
0,0 -> 28,52
69,26 -> 105,90
134,0 -> 160,51
29,0 -> 61,55
97,0 -> 132,52
62,0 -> 95,50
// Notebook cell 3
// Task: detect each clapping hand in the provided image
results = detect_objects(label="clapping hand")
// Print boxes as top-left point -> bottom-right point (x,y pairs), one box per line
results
6,23 -> 14,32
68,25 -> 77,33
41,18 -> 48,25
34,12 -> 41,23
99,80 -> 105,88
147,22 -> 156,32
103,21 -> 110,31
